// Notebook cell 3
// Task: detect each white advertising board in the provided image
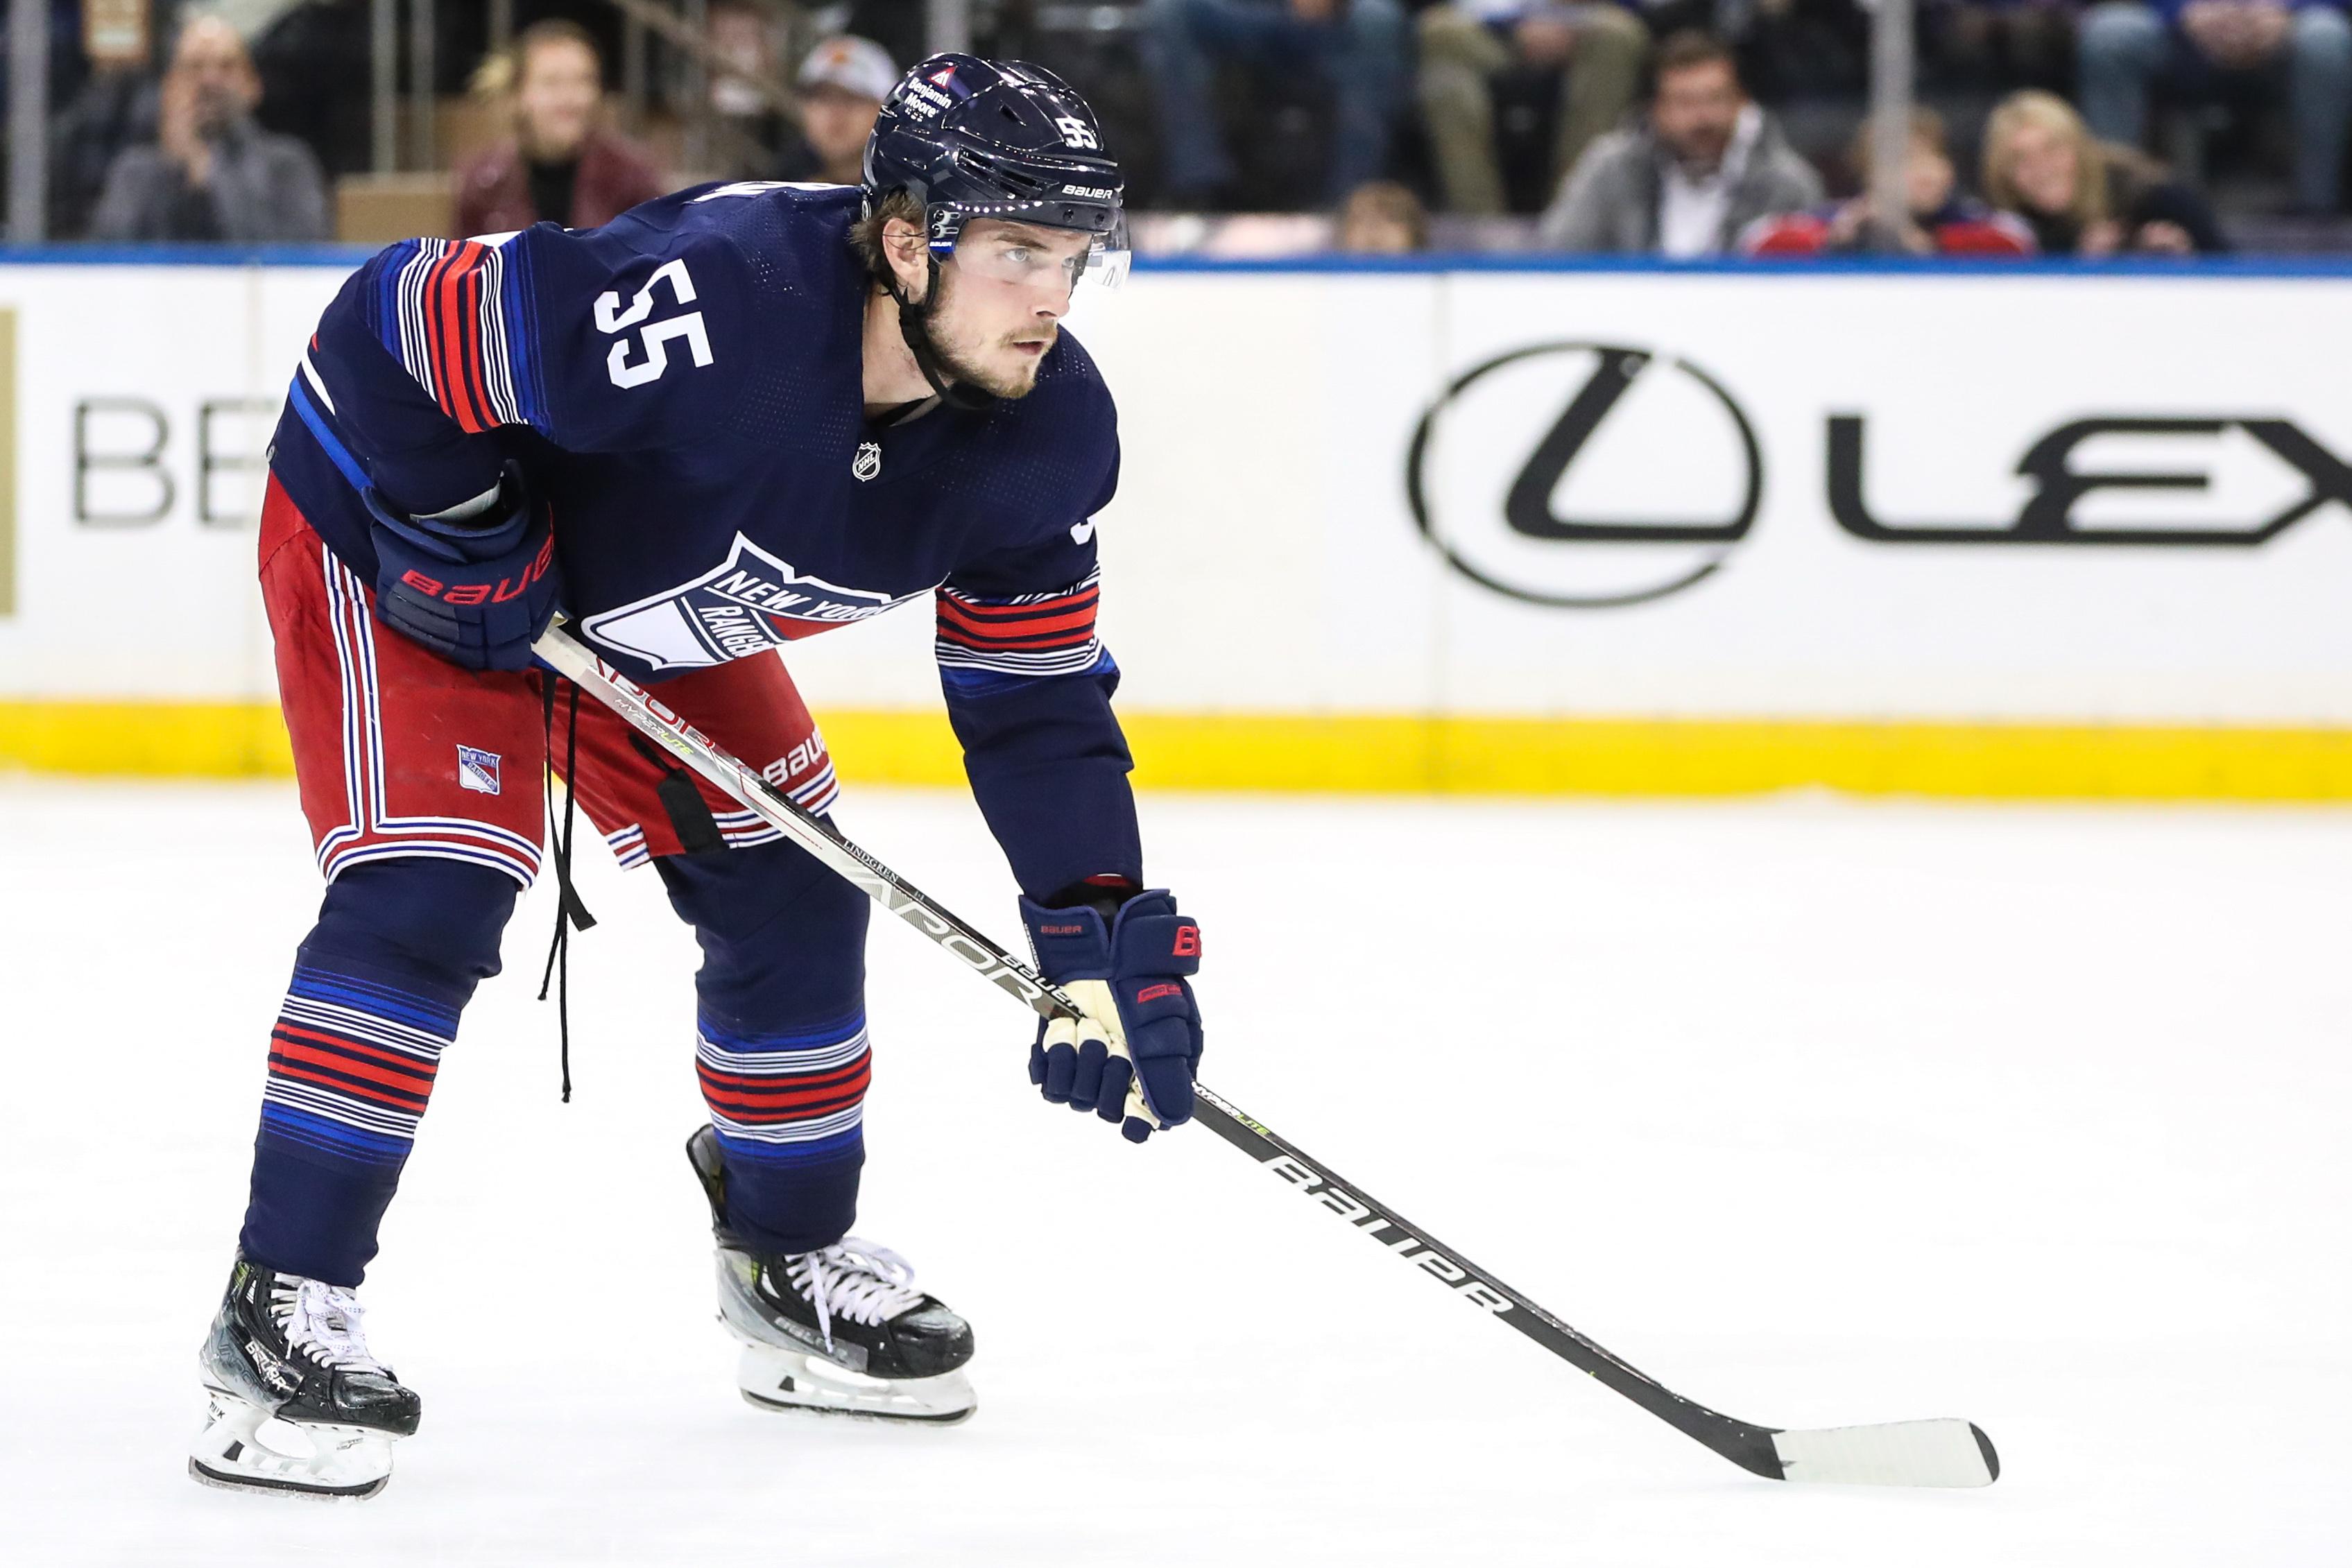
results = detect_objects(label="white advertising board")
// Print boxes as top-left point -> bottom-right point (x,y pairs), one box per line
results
4,259 -> 2349,730
0,264 -> 343,700
1075,267 -> 2352,725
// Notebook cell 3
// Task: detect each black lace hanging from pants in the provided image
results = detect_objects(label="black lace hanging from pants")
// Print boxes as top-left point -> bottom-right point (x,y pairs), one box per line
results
537,677 -> 598,1101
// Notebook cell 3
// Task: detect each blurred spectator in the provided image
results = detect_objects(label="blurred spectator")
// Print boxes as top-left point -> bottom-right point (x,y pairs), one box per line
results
1717,0 -> 1873,106
1141,0 -> 1411,207
89,15 -> 328,242
454,19 -> 667,237
2078,0 -> 2352,214
1417,1 -> 1650,215
705,1 -> 794,177
771,35 -> 897,186
814,1 -> 929,71
1982,87 -> 2229,250
1925,0 -> 2079,94
1537,31 -> 1822,253
1336,178 -> 1431,248
250,0 -> 373,180
48,12 -> 160,241
1743,107 -> 2035,254
207,2 -> 312,40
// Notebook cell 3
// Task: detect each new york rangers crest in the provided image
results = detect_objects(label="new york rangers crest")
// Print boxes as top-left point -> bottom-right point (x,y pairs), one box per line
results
581,533 -> 923,671
456,746 -> 501,795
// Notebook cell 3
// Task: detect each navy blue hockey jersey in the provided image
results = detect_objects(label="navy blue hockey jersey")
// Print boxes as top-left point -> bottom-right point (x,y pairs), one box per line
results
268,181 -> 1139,900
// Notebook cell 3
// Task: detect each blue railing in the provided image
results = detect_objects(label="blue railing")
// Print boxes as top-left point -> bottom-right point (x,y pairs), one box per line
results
5,243 -> 2352,279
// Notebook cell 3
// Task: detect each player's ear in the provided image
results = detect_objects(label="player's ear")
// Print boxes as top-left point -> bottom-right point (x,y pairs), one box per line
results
879,217 -> 929,304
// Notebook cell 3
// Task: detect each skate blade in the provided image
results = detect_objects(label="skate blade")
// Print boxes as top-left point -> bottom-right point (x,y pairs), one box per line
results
735,1345 -> 976,1425
188,1455 -> 390,1501
188,1397 -> 396,1500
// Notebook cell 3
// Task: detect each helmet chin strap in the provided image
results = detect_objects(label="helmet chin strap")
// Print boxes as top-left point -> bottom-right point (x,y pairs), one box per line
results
889,255 -> 997,414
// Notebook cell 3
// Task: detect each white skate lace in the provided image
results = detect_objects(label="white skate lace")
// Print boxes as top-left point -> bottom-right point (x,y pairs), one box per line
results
783,1238 -> 927,1351
273,1276 -> 388,1376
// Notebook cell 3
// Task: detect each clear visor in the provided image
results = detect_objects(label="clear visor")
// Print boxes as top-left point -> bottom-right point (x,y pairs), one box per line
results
947,212 -> 1131,298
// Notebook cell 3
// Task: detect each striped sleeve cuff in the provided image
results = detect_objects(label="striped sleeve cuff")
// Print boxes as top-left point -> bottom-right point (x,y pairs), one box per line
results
934,568 -> 1104,680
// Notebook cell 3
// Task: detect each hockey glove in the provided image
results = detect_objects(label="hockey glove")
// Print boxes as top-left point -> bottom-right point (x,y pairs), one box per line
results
367,462 -> 560,672
1020,890 -> 1203,1144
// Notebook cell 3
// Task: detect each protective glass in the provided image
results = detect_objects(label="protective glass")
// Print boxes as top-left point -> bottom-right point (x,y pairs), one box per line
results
1084,217 -> 1133,292
949,214 -> 1131,297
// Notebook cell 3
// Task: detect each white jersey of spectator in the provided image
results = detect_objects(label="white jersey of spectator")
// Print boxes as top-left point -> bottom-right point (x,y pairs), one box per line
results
1656,103 -> 1762,259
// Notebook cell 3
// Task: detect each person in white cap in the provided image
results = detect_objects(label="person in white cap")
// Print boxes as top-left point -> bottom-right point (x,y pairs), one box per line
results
773,35 -> 898,186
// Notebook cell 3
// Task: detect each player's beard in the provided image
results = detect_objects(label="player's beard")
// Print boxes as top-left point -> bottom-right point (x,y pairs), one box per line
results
913,269 -> 1051,400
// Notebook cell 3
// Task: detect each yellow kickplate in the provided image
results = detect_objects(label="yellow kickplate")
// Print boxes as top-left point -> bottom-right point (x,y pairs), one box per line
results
8,701 -> 2352,802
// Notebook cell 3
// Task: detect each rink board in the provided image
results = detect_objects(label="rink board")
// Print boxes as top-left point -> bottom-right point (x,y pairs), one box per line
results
3,252 -> 2351,797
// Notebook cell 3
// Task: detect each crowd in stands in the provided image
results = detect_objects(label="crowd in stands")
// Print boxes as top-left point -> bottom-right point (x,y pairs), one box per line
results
82,13 -> 327,241
7,0 -> 2343,254
1539,31 -> 1823,253
454,18 -> 665,236
1129,0 -> 2258,254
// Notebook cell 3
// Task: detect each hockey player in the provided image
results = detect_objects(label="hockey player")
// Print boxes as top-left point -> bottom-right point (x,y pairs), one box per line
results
191,56 -> 1205,1499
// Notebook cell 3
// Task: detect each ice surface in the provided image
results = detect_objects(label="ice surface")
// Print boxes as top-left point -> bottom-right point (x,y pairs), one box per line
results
2,779 -> 2349,1566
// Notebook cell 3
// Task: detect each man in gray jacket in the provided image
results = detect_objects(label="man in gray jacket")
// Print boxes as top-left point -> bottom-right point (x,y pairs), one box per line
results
1538,31 -> 1821,255
92,15 -> 329,243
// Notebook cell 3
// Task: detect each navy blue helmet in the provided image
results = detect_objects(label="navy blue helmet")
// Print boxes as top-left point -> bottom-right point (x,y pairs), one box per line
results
862,54 -> 1130,291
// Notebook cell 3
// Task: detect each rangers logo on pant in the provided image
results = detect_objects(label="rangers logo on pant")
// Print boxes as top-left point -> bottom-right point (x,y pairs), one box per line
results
456,746 -> 502,795
581,533 -> 927,671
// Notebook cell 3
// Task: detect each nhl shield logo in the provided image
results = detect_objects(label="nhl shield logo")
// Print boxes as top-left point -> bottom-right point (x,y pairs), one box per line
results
852,441 -> 882,482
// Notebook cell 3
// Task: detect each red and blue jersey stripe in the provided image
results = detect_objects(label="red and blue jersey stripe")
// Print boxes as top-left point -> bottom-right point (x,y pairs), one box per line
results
935,567 -> 1108,692
370,236 -> 544,435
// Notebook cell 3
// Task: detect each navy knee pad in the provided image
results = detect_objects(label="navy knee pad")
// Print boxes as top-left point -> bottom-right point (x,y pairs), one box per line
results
301,856 -> 521,994
655,837 -> 869,1029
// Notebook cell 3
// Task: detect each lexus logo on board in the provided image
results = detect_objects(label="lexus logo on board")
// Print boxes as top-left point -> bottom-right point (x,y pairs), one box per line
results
1830,415 -> 2352,543
1405,342 -> 1763,608
1409,344 -> 2352,608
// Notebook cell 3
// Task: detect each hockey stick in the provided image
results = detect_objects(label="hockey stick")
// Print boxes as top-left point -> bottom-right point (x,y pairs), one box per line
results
533,623 -> 1999,1488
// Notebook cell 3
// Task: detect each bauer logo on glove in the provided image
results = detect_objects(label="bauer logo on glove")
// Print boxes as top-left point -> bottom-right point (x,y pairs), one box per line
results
1019,890 -> 1203,1144
365,460 -> 563,673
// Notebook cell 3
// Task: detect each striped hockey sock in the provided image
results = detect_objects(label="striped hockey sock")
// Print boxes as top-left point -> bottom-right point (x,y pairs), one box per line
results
695,1008 -> 870,1254
261,963 -> 456,1162
240,962 -> 463,1284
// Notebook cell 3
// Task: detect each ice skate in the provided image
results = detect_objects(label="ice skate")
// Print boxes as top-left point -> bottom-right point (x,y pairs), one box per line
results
189,1257 -> 420,1499
687,1125 -> 977,1423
